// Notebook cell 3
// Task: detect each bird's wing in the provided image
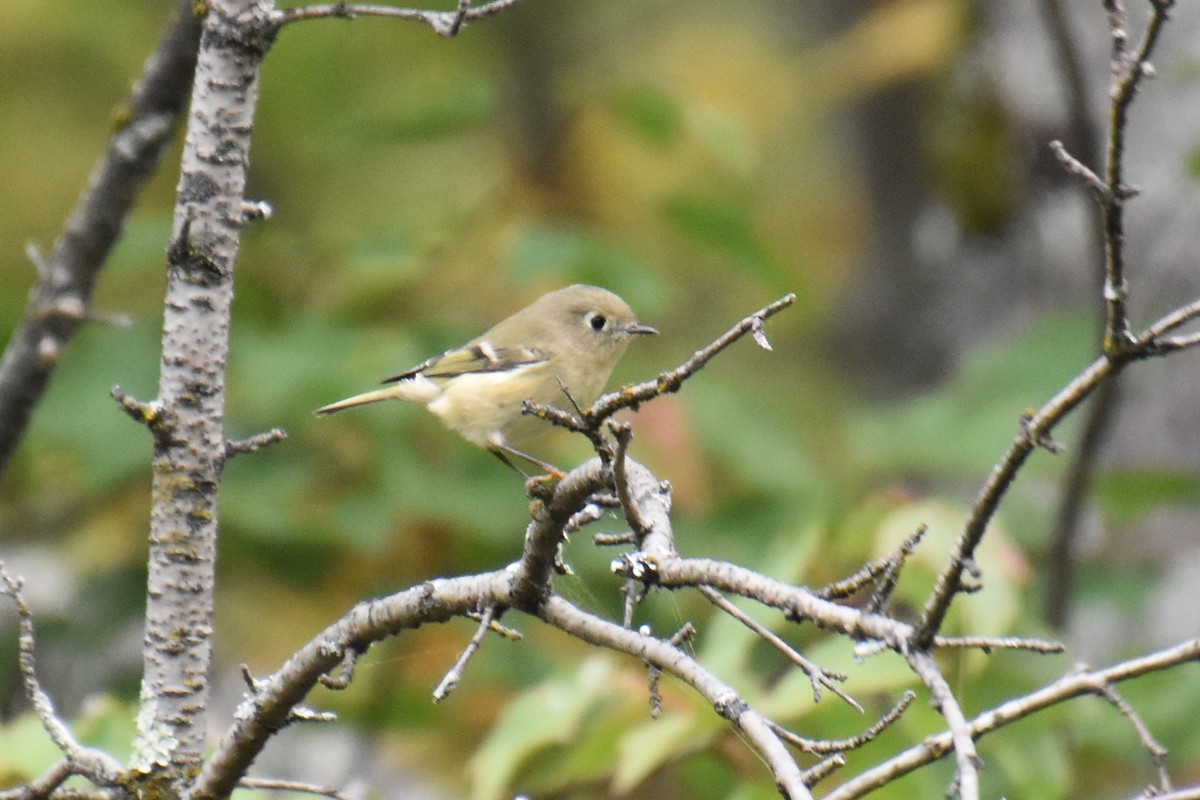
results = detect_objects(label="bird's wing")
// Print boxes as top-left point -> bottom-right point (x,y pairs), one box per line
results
382,341 -> 550,384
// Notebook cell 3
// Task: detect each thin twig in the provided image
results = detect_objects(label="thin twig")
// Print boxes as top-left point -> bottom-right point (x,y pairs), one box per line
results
1049,140 -> 1107,197
433,604 -> 499,702
864,525 -> 927,614
594,530 -> 637,547
318,648 -> 359,690
801,755 -> 847,788
0,565 -> 124,787
1137,297 -> 1200,341
587,293 -> 796,424
932,635 -> 1065,655
540,595 -> 813,800
225,427 -> 287,459
907,651 -> 980,800
271,0 -> 525,36
916,291 -> 1200,647
826,639 -> 1200,800
912,354 -> 1118,649
697,585 -> 862,713
622,578 -> 646,629
768,691 -> 915,755
239,777 -> 353,800
645,623 -> 696,719
1042,0 -> 1125,635
1095,683 -> 1171,792
522,294 -> 796,443
609,420 -> 650,538
0,760 -> 74,800
1100,0 -> 1174,353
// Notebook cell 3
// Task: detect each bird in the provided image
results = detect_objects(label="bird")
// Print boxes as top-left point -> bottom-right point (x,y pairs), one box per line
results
315,284 -> 656,473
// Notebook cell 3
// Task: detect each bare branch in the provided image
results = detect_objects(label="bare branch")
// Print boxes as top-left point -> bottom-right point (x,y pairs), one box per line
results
512,460 -> 610,611
617,552 -> 911,651
0,0 -> 200,477
224,427 -> 288,460
239,777 -> 352,800
864,524 -> 927,613
826,640 -> 1200,800
541,595 -> 813,800
801,755 -> 847,788
1137,296 -> 1200,345
911,354 -> 1117,648
128,0 -> 273,783
110,385 -> 164,430
1095,683 -> 1171,792
271,0 -> 525,36
1100,0 -> 1175,353
522,293 -> 796,450
586,293 -> 796,424
931,635 -> 1065,655
769,691 -> 915,756
0,565 -> 124,789
698,585 -> 862,713
609,420 -> 651,538
433,604 -> 500,702
1049,140 -> 1107,197
907,651 -> 980,799
0,760 -> 74,800
195,570 -> 517,800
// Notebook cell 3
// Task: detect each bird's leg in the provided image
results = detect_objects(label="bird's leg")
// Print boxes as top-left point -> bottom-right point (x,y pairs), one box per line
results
490,444 -> 565,481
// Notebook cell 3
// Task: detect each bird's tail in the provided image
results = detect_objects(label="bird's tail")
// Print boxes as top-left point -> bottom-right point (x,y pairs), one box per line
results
315,379 -> 435,416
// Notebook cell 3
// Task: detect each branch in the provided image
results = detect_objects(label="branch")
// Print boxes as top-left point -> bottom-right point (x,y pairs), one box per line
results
825,639 -> 1200,800
193,570 -> 517,800
1095,684 -> 1170,792
768,691 -> 915,756
432,604 -> 500,703
0,0 -> 201,477
511,459 -> 611,611
587,293 -> 796,425
1099,0 -> 1174,353
908,651 -> 980,799
224,427 -> 288,460
238,777 -> 352,800
698,585 -> 862,713
540,595 -> 812,800
521,293 -> 797,451
915,280 -> 1200,649
271,0 -> 525,36
616,552 -> 912,651
911,354 -> 1117,648
1045,2 -> 1176,629
130,0 -> 274,787
0,565 -> 124,791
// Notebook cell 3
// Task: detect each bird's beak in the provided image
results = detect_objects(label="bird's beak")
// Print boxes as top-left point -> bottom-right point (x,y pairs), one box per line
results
625,322 -> 658,336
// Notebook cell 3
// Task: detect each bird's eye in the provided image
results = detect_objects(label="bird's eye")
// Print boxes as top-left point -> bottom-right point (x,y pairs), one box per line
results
588,313 -> 607,332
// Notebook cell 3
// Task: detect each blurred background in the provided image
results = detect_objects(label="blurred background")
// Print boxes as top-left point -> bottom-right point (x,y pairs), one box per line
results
2,0 -> 1200,797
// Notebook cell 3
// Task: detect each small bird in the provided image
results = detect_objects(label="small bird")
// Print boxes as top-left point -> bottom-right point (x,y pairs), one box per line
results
316,284 -> 657,473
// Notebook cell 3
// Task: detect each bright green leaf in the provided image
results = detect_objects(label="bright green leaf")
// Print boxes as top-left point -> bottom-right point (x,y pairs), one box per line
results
469,658 -> 613,800
614,713 -> 718,793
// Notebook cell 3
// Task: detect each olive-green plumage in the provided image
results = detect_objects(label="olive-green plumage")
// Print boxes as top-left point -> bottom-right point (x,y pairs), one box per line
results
316,285 -> 655,468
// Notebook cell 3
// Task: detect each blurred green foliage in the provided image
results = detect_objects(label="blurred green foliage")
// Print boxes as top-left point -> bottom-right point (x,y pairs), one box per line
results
3,0 -> 1200,798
